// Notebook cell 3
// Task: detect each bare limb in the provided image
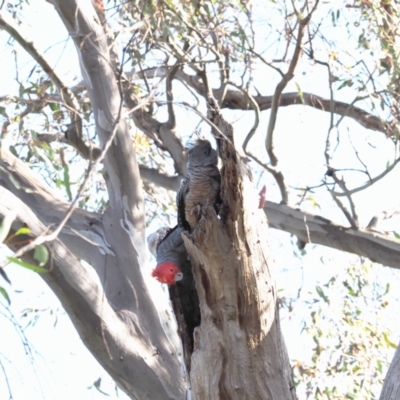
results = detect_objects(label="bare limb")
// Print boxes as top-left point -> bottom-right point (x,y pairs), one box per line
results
157,64 -> 186,175
329,188 -> 359,230
131,67 -> 395,137
379,340 -> 400,400
321,57 -> 359,229
122,76 -> 187,173
228,83 -> 284,183
264,3 -> 319,204
230,82 -> 260,154
6,129 -> 181,192
265,4 -> 319,162
0,10 -> 78,111
265,200 -> 400,271
139,165 -> 182,191
115,161 -> 400,274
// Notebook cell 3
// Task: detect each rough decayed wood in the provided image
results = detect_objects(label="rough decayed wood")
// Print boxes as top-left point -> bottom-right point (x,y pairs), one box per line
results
182,100 -> 294,399
380,341 -> 400,400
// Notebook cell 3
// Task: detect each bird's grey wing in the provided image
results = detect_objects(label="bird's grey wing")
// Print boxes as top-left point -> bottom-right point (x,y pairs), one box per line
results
176,176 -> 191,231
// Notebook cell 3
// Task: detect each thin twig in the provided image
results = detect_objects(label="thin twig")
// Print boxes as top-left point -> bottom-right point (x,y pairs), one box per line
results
165,63 -> 180,129
321,57 -> 359,228
228,82 -> 260,153
266,2 -> 319,165
264,1 -> 320,203
0,10 -> 80,115
329,190 -> 358,229
331,158 -> 400,197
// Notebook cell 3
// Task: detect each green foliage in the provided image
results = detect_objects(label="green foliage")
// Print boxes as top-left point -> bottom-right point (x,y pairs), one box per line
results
0,286 -> 11,305
33,244 -> 49,267
1,213 -> 47,280
294,261 -> 395,399
7,256 -> 48,273
120,0 -> 265,80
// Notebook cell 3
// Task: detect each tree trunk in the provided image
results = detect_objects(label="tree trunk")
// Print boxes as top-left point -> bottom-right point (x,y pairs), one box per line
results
380,341 -> 400,400
182,99 -> 294,399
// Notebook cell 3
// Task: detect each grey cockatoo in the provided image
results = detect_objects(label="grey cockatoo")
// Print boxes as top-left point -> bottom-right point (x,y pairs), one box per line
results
177,139 -> 221,231
147,225 -> 200,371
148,225 -> 185,285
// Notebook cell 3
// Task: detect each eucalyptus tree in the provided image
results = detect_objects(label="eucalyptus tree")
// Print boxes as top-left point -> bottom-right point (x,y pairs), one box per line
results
0,0 -> 400,398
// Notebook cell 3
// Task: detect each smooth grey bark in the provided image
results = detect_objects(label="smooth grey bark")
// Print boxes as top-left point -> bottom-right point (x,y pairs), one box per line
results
0,187 -> 184,399
265,201 -> 400,270
1,0 -> 187,398
380,341 -> 400,400
0,147 -> 103,266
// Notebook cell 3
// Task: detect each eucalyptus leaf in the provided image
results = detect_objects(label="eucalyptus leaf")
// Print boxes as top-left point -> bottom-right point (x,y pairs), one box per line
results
8,257 -> 48,273
34,245 -> 49,267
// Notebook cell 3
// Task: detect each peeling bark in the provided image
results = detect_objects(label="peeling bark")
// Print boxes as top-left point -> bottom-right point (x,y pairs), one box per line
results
181,100 -> 294,399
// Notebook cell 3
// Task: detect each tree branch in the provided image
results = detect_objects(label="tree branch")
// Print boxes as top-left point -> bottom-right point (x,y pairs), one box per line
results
50,3 -> 186,397
0,186 -> 185,399
157,64 -> 186,175
52,0 -> 144,225
331,158 -> 400,197
132,158 -> 400,272
379,341 -> 400,400
122,77 -> 187,175
0,6 -> 99,160
264,3 -> 319,204
139,165 -> 182,191
0,8 -> 78,111
12,131 -> 181,193
132,67 -> 394,137
265,201 -> 400,270
0,145 -> 113,282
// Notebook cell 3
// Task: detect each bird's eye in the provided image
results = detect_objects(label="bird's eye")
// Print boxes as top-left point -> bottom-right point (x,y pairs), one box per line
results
170,269 -> 174,272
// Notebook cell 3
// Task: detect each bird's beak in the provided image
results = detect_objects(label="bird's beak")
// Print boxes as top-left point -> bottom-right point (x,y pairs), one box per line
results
174,272 -> 183,282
